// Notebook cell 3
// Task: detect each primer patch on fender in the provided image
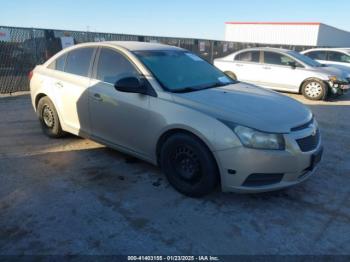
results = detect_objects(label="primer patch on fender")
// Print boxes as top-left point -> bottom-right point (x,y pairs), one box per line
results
185,53 -> 203,61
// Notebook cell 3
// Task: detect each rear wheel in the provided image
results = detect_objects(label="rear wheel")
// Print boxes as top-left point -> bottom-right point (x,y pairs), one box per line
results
301,79 -> 327,100
37,96 -> 65,138
160,133 -> 219,197
224,71 -> 237,80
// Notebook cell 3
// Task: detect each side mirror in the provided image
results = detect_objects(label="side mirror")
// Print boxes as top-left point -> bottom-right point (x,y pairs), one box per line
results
288,61 -> 297,69
114,76 -> 148,94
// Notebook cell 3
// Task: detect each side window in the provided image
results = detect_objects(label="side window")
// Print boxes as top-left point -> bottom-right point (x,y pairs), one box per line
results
264,52 -> 299,67
96,48 -> 139,84
305,51 -> 327,60
56,54 -> 67,71
340,54 -> 350,63
328,51 -> 350,63
235,51 -> 259,63
64,48 -> 94,77
47,54 -> 67,71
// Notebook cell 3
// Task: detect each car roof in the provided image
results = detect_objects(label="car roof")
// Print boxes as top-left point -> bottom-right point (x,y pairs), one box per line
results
70,41 -> 184,51
234,47 -> 292,54
302,48 -> 350,53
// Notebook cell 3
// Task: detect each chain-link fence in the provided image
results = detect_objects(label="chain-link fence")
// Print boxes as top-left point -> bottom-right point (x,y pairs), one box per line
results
0,25 -> 314,94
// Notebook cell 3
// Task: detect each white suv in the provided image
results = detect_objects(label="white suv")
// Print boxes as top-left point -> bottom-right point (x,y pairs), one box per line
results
214,47 -> 350,100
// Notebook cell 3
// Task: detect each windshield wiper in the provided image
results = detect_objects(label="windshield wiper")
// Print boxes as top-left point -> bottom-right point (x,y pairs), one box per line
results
172,87 -> 202,93
172,81 -> 233,93
204,82 -> 232,89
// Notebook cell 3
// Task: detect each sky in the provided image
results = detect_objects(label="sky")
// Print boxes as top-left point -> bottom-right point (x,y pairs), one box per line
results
1,0 -> 350,40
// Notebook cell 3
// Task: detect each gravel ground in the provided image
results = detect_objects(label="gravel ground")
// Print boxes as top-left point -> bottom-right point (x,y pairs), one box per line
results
0,92 -> 349,255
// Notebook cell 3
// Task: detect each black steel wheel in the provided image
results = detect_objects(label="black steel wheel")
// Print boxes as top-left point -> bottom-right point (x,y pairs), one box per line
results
37,96 -> 65,138
160,133 -> 219,197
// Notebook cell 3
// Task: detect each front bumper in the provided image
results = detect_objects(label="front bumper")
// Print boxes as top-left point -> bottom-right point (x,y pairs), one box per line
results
214,125 -> 323,193
329,81 -> 350,95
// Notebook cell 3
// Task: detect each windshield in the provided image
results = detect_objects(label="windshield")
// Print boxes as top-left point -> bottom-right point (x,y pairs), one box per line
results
288,51 -> 323,67
133,50 -> 236,92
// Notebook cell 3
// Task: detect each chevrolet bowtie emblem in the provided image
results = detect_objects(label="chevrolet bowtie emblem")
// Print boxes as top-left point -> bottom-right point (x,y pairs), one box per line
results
310,124 -> 317,136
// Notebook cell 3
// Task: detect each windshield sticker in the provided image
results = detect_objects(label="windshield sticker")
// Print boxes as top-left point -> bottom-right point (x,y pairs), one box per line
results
185,53 -> 204,61
218,76 -> 231,83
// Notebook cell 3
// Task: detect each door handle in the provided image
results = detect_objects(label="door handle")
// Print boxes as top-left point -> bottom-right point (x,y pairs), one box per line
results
55,81 -> 64,88
235,64 -> 244,67
263,66 -> 271,70
92,93 -> 103,101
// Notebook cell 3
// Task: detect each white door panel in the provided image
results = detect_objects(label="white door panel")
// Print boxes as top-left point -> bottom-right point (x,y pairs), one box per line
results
53,72 -> 90,134
233,62 -> 264,85
258,65 -> 304,92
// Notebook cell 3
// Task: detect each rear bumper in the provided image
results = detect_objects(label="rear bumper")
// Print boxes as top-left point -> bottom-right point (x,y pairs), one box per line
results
214,127 -> 323,193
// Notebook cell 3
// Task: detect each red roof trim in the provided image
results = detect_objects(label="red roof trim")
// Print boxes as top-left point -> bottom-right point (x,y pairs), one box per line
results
225,22 -> 321,25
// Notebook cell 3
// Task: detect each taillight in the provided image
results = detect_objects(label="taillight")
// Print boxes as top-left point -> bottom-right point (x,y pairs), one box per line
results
28,70 -> 33,81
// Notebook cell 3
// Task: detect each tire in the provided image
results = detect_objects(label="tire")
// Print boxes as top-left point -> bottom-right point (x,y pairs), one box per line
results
160,133 -> 219,197
224,71 -> 237,80
37,96 -> 65,138
301,79 -> 328,100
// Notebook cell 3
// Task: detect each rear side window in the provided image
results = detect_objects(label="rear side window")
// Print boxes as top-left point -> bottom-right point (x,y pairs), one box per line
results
64,48 -> 94,77
328,51 -> 350,63
48,54 -> 66,71
96,48 -> 138,84
235,51 -> 260,62
305,51 -> 327,60
55,54 -> 67,71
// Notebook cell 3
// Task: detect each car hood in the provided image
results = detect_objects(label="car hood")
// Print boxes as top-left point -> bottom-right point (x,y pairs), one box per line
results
323,64 -> 350,75
314,65 -> 350,78
171,83 -> 312,133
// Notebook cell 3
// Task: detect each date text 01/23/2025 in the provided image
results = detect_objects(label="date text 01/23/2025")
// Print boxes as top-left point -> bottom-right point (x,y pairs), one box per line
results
127,256 -> 220,261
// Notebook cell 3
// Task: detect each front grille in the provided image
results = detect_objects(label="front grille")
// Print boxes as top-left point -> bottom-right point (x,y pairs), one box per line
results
242,173 -> 284,187
296,129 -> 320,152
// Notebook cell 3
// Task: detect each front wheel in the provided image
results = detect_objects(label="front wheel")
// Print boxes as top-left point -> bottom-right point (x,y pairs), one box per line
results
160,133 -> 219,197
301,79 -> 328,100
37,96 -> 65,138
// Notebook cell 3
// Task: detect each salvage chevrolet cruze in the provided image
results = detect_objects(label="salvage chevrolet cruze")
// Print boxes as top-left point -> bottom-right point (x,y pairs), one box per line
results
30,42 -> 323,197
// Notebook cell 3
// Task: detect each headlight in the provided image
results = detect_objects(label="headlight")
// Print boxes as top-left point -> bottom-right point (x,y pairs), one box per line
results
234,125 -> 285,150
329,75 -> 348,83
328,75 -> 338,82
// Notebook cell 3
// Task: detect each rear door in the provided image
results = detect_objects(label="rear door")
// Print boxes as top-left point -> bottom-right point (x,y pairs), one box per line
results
52,47 -> 95,135
232,51 -> 263,85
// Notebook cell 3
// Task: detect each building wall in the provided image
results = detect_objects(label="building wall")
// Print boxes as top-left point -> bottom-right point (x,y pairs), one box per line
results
317,24 -> 350,47
225,23 -> 320,46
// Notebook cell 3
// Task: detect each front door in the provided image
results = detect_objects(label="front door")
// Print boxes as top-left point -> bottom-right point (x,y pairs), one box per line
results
259,51 -> 305,92
88,47 -> 151,155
